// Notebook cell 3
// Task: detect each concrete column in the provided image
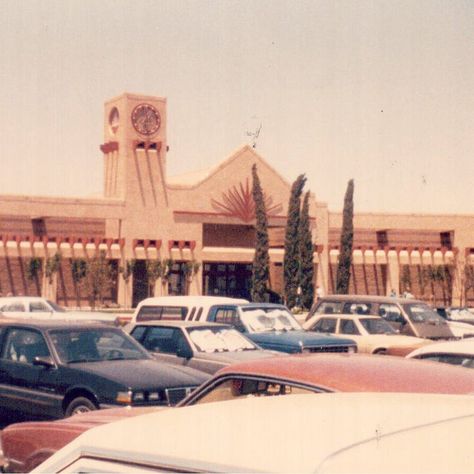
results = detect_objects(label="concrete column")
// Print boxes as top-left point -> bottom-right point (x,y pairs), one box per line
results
318,249 -> 329,296
386,251 -> 400,296
41,270 -> 58,302
451,250 -> 465,306
117,275 -> 132,309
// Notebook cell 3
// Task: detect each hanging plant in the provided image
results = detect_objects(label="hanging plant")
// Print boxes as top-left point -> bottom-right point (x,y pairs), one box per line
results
45,252 -> 62,284
26,257 -> 42,281
71,259 -> 88,283
161,258 -> 174,283
182,261 -> 194,280
119,259 -> 136,283
146,259 -> 163,286
192,260 -> 201,275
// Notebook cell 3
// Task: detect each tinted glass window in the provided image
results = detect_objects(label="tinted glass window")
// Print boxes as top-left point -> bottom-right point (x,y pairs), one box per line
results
343,303 -> 372,315
215,308 -> 238,325
2,328 -> 50,363
339,319 -> 360,335
2,303 -> 26,312
129,325 -> 147,342
193,378 -> 316,405
418,354 -> 474,369
136,305 -> 187,322
379,304 -> 404,323
30,301 -> 50,312
312,318 -> 337,333
360,318 -> 396,334
314,302 -> 342,315
141,327 -> 186,354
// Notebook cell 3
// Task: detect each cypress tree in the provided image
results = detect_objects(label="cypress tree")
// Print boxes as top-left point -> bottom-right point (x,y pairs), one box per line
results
336,179 -> 354,294
251,164 -> 269,302
284,174 -> 306,308
298,191 -> 314,309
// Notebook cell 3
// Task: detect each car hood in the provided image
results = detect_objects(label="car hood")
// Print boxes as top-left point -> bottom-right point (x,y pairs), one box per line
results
247,330 -> 355,348
412,321 -> 454,339
194,349 -> 280,364
70,359 -> 209,389
357,334 -> 429,347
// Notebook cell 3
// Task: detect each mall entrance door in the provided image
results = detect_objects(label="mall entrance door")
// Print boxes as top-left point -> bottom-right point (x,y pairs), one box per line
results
203,262 -> 252,300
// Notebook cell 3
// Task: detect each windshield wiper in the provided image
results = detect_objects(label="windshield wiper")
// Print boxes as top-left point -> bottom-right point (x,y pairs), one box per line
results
67,359 -> 100,364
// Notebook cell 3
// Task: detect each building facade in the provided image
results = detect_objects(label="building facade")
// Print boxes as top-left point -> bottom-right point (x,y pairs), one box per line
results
0,93 -> 473,308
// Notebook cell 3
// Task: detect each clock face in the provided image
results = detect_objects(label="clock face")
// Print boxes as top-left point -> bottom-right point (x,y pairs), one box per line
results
131,103 -> 161,136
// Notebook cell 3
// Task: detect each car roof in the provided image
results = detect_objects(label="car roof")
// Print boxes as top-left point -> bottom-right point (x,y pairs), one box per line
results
35,392 -> 474,473
407,338 -> 474,357
130,320 -> 230,329
0,296 -> 51,303
0,318 -> 114,330
312,313 -> 380,320
136,296 -> 249,306
215,353 -> 474,394
318,294 -> 424,305
238,303 -> 288,309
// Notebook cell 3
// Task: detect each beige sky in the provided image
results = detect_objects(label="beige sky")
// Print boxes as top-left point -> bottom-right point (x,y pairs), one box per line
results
0,0 -> 473,214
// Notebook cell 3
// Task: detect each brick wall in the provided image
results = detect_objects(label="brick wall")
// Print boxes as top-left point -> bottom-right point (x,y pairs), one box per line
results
203,224 -> 256,248
0,257 -> 42,296
329,263 -> 387,296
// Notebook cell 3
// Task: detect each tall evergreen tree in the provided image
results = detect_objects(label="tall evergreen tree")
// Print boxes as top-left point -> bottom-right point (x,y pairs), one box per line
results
336,179 -> 354,294
298,191 -> 314,309
251,164 -> 269,302
284,174 -> 306,308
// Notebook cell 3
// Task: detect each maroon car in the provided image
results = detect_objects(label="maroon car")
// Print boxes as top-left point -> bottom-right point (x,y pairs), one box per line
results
3,354 -> 474,472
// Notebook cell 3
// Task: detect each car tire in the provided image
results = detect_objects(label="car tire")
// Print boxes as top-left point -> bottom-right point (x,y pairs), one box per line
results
373,348 -> 387,355
65,396 -> 97,417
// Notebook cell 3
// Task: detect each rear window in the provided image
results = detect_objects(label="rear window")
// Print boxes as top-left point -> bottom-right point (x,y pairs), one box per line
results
136,305 -> 187,322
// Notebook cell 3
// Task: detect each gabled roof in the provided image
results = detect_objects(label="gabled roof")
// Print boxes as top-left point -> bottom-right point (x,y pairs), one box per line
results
167,145 -> 291,190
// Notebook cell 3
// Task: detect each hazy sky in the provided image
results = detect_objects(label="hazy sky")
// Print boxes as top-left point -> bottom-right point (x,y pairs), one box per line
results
0,0 -> 473,214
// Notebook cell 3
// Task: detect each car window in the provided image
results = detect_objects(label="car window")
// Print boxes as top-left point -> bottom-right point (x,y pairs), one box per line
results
311,317 -> 337,333
141,327 -> 186,354
2,303 -> 26,312
129,325 -> 147,342
192,377 -> 316,405
136,306 -> 187,322
215,308 -> 239,325
417,354 -> 474,369
359,318 -> 396,334
1,328 -> 50,363
343,303 -> 372,315
30,301 -> 51,312
314,302 -> 342,315
379,304 -> 404,322
339,319 -> 360,335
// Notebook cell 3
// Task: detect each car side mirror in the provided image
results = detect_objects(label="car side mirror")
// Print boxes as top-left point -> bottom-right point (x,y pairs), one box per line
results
33,356 -> 55,368
176,340 -> 193,360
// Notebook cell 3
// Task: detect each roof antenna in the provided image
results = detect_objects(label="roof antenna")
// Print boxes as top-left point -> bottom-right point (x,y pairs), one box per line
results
246,123 -> 262,149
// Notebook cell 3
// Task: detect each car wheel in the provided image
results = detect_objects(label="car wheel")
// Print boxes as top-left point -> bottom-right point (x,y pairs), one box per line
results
65,396 -> 97,417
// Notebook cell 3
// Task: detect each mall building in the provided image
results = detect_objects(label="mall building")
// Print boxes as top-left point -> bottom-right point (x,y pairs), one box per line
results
0,93 -> 473,308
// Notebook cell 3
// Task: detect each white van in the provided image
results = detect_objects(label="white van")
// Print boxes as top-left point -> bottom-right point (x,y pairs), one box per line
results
131,296 -> 249,324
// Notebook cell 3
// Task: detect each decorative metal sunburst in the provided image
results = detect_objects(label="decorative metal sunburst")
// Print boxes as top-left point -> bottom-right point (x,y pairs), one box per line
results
211,178 -> 283,222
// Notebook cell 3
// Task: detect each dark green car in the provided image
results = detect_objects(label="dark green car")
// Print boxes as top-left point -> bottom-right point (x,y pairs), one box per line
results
0,319 -> 208,420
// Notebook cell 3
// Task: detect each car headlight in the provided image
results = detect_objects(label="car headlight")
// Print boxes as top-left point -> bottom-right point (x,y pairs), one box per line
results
148,392 -> 160,401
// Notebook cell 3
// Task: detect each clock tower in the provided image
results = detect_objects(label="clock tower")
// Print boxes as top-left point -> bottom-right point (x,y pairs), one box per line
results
101,93 -> 171,239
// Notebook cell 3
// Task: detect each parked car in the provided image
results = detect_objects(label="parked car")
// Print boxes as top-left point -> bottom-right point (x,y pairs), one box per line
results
407,338 -> 474,368
31,393 -> 474,473
178,352 -> 474,405
132,298 -> 357,354
5,353 -> 474,472
446,306 -> 474,323
307,295 -> 456,340
127,320 -> 279,374
202,303 -> 358,354
0,296 -> 119,325
131,295 -> 249,323
0,319 -> 208,421
303,312 -> 430,355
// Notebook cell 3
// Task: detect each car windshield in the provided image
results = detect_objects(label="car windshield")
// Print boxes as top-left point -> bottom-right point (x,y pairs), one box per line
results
240,308 -> 302,333
359,318 -> 397,335
49,328 -> 150,363
187,327 -> 257,353
402,303 -> 446,324
47,300 -> 67,312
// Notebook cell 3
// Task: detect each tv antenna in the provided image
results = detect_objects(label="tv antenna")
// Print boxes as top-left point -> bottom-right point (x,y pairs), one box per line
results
246,123 -> 262,149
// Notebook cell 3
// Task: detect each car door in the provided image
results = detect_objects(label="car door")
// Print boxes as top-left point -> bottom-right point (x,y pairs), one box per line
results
0,327 -> 61,418
338,318 -> 366,352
